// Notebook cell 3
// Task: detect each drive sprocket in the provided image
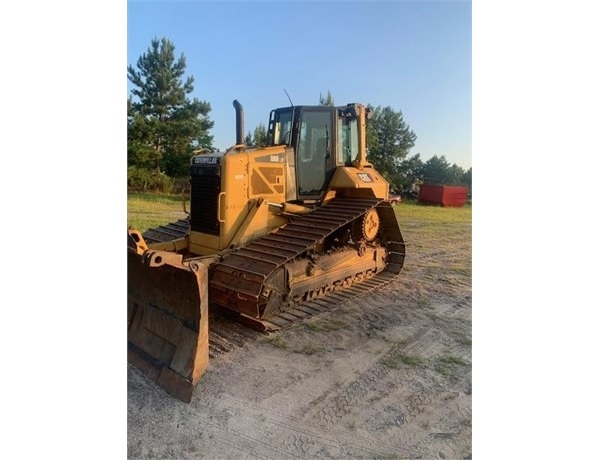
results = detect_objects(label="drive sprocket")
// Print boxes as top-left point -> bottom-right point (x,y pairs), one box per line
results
351,208 -> 380,242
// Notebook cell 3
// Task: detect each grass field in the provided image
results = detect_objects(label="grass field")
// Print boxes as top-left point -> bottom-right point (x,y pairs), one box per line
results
127,193 -> 472,233
127,192 -> 189,232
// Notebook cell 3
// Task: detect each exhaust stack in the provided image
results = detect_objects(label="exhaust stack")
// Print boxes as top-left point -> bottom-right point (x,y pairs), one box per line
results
233,100 -> 244,145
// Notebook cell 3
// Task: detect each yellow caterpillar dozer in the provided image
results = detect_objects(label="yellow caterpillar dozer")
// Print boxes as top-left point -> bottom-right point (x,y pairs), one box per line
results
127,100 -> 406,402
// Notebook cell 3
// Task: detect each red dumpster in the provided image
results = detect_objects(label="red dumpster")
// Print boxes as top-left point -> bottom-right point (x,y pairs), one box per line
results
418,184 -> 468,207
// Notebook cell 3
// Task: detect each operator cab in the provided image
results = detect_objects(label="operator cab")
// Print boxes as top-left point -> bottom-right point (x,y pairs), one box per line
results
267,104 -> 364,201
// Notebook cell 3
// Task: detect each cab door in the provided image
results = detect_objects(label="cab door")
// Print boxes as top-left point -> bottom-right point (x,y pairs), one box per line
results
296,108 -> 334,199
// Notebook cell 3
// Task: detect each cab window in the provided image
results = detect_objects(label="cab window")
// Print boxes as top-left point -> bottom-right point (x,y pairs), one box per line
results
337,116 -> 359,165
268,109 -> 293,145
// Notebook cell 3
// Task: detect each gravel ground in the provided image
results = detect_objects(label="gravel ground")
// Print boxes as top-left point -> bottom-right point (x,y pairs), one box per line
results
127,210 -> 472,459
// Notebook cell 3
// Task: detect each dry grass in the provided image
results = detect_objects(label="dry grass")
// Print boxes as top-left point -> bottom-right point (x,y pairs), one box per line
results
305,318 -> 349,332
381,352 -> 424,368
294,342 -> 324,355
260,333 -> 288,349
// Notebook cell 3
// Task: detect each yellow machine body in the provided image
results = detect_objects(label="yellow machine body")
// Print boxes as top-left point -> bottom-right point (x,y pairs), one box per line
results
127,101 -> 405,402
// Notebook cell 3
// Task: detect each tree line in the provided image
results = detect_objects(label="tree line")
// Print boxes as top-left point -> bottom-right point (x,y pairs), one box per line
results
128,37 -> 471,196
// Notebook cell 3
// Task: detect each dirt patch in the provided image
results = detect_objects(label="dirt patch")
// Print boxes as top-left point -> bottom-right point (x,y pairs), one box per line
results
127,213 -> 472,459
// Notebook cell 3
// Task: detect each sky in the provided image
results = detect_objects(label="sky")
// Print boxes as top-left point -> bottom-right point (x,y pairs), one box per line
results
127,0 -> 472,169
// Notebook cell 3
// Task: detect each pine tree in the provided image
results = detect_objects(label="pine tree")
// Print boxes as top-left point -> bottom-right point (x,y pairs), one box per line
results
253,123 -> 268,147
319,90 -> 335,106
366,105 -> 417,178
127,37 -> 214,177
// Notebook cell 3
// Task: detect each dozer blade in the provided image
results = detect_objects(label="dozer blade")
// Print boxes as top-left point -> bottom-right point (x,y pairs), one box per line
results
127,248 -> 209,403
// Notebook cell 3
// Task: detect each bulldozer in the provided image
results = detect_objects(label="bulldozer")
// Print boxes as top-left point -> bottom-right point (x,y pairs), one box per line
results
127,100 -> 406,402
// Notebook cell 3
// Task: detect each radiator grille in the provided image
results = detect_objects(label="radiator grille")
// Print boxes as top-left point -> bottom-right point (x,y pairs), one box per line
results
190,169 -> 220,235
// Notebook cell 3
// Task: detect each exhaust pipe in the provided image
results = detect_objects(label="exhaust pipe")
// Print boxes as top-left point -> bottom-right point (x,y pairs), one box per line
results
233,100 -> 244,145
